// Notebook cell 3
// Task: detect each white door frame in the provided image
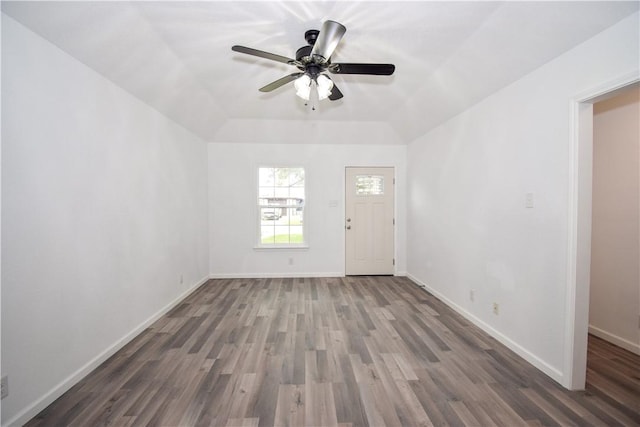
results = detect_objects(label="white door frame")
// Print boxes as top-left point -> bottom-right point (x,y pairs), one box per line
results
564,71 -> 639,390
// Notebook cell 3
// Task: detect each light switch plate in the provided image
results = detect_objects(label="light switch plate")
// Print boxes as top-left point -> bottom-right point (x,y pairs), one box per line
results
525,192 -> 534,208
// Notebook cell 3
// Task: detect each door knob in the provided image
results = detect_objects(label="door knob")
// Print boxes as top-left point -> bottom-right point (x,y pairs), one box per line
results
346,225 -> 351,230
346,218 -> 351,222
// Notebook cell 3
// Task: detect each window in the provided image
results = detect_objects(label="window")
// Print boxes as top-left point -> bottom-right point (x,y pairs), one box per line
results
258,167 -> 305,246
355,175 -> 385,195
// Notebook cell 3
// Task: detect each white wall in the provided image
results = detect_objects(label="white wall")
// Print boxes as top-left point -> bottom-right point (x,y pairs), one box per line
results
406,12 -> 639,386
1,15 -> 209,425
208,143 -> 406,277
589,86 -> 640,355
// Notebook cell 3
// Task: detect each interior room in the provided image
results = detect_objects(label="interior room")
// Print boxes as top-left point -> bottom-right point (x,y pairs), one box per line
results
2,1 -> 639,425
589,84 -> 640,357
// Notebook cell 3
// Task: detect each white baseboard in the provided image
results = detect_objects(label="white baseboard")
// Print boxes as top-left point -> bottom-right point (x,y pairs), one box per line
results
406,273 -> 564,385
209,272 -> 345,279
589,325 -> 640,356
209,272 -> 407,279
4,275 -> 210,427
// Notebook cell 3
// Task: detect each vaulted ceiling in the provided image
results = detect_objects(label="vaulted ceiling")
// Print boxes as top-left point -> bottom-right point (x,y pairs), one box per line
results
3,1 -> 638,144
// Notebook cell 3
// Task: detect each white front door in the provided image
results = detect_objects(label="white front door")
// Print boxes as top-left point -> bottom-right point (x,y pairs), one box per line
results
345,167 -> 395,275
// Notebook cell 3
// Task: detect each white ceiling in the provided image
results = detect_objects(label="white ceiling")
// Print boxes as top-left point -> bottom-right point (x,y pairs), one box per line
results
3,1 -> 638,144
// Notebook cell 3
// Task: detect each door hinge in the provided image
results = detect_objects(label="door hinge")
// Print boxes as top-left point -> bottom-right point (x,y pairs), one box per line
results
393,218 -> 395,225
393,258 -> 395,266
393,178 -> 396,185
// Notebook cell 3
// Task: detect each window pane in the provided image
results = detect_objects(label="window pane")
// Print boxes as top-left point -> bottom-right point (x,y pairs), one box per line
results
261,208 -> 281,221
274,187 -> 289,198
289,168 -> 305,186
290,187 -> 304,200
273,226 -> 290,243
356,175 -> 384,195
275,169 -> 289,187
289,226 -> 303,243
283,208 -> 303,226
261,225 -> 275,244
259,187 -> 274,198
259,168 -> 274,186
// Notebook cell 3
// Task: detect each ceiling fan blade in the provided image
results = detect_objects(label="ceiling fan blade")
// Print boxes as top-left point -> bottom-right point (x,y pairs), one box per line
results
329,63 -> 395,75
259,73 -> 304,92
310,20 -> 346,63
232,45 -> 295,65
328,83 -> 343,101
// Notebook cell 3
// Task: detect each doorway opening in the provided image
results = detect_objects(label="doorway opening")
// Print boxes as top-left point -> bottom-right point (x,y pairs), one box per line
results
566,74 -> 639,390
589,85 -> 639,355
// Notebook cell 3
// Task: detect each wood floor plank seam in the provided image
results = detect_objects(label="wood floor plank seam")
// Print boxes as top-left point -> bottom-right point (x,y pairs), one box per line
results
25,277 -> 640,427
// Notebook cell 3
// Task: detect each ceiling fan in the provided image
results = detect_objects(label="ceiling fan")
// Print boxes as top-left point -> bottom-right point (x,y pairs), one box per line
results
231,20 -> 395,103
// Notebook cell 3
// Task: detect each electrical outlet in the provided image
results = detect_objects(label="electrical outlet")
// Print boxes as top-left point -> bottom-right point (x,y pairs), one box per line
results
1,375 -> 8,399
493,302 -> 500,315
470,289 -> 475,302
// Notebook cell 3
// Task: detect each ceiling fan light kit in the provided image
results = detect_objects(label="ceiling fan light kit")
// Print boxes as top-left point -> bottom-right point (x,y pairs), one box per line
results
231,20 -> 395,106
315,75 -> 334,100
293,74 -> 333,101
294,74 -> 312,100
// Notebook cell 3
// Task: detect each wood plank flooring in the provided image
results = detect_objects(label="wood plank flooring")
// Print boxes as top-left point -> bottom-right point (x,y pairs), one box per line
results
26,277 -> 640,426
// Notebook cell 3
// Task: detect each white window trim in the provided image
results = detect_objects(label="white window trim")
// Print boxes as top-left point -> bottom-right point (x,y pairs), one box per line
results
254,165 -> 308,249
253,244 -> 310,250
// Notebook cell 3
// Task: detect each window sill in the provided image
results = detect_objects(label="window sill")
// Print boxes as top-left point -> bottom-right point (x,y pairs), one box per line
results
253,244 -> 309,251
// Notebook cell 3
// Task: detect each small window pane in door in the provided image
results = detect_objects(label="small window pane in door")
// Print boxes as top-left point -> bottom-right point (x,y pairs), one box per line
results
355,175 -> 385,195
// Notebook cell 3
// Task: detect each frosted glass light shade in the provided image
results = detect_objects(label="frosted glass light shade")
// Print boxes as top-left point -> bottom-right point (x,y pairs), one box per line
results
294,74 -> 312,100
316,74 -> 334,100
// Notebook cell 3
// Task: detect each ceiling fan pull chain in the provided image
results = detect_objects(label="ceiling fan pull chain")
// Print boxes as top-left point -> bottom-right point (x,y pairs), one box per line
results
308,79 -> 319,111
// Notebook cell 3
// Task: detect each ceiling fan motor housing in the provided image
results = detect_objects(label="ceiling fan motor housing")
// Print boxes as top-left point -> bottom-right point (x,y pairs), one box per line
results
304,29 -> 319,46
295,45 -> 313,62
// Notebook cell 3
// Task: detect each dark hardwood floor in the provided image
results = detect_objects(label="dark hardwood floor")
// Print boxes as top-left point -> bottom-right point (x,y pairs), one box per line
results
27,277 -> 640,426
